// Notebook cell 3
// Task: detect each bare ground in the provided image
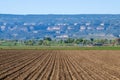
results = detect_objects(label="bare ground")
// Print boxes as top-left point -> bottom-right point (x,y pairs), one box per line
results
0,50 -> 120,80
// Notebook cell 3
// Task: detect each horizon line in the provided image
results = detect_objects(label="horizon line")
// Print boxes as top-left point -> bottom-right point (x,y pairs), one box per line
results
0,13 -> 120,15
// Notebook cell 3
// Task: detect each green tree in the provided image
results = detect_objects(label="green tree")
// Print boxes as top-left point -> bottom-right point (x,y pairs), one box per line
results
43,37 -> 52,41
25,40 -> 35,46
38,40 -> 43,45
90,38 -> 94,44
75,38 -> 84,44
116,38 -> 120,45
64,38 -> 74,43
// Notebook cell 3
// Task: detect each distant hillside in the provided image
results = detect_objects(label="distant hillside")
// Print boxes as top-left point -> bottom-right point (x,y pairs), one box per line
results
0,14 -> 120,40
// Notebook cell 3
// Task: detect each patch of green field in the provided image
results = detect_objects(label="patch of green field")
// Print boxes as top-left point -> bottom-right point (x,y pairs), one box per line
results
0,46 -> 120,50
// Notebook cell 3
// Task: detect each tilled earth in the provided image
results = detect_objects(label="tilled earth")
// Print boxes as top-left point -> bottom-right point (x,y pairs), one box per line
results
0,50 -> 120,80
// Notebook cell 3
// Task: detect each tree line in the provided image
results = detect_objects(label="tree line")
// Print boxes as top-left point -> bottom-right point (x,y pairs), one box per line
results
0,37 -> 120,46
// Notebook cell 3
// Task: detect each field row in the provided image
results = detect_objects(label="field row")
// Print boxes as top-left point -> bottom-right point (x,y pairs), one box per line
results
0,50 -> 120,80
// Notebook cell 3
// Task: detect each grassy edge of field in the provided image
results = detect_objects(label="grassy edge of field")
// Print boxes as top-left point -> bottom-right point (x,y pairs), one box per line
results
0,46 -> 120,50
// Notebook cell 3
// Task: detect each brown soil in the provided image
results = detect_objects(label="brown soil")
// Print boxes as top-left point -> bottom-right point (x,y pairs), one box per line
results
0,50 -> 120,80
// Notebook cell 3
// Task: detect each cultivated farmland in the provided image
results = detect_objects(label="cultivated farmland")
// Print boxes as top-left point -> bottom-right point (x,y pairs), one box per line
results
0,50 -> 120,80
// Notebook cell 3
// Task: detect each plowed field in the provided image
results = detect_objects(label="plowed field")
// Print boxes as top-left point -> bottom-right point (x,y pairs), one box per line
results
0,50 -> 120,80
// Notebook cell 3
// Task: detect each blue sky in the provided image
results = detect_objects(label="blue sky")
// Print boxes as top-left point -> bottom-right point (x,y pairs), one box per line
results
0,0 -> 120,14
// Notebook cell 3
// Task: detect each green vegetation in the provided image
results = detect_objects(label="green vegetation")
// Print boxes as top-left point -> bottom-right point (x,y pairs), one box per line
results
0,37 -> 120,50
0,46 -> 120,50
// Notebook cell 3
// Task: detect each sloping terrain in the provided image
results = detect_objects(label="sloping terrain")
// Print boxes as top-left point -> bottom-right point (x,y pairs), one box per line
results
0,14 -> 120,39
